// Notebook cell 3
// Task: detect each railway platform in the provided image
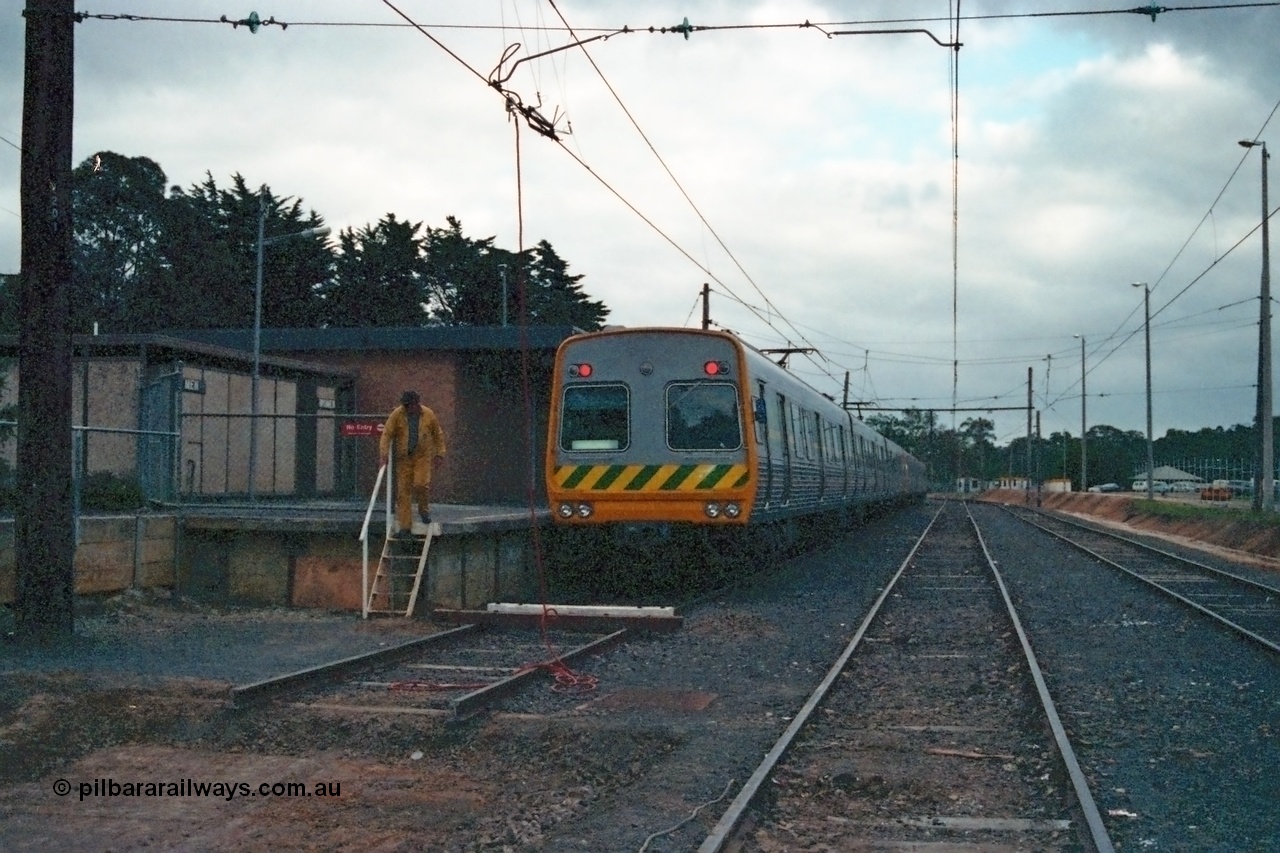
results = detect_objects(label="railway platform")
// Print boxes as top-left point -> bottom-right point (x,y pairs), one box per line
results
175,499 -> 550,616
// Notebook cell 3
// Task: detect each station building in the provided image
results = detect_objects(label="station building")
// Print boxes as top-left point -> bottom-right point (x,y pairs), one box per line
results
177,325 -> 580,505
0,325 -> 581,611
0,325 -> 580,506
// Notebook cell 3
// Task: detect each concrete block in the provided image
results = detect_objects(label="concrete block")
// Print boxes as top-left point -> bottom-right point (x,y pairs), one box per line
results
293,556 -> 363,611
496,533 -> 529,599
135,559 -> 175,588
228,533 -> 290,605
140,515 -> 176,539
74,540 -> 135,594
428,538 -> 463,611
462,536 -> 496,611
78,516 -> 134,545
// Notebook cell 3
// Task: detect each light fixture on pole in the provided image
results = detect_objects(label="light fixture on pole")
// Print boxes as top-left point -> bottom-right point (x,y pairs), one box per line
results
1239,139 -> 1272,511
1074,334 -> 1087,492
1132,282 -> 1154,500
498,263 -> 508,327
249,188 -> 330,500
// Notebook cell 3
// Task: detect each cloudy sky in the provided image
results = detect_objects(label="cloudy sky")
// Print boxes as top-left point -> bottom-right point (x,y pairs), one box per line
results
2,1 -> 1277,446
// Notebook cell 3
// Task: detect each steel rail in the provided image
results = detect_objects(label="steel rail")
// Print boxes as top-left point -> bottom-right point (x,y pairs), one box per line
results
449,629 -> 629,719
230,624 -> 478,705
1012,505 -> 1280,596
696,502 -> 946,853
1002,505 -> 1280,656
964,502 -> 1115,853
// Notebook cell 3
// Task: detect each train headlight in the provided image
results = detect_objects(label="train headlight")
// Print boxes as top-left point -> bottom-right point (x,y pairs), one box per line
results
557,503 -> 574,519
704,502 -> 721,518
576,503 -> 593,519
724,502 -> 741,518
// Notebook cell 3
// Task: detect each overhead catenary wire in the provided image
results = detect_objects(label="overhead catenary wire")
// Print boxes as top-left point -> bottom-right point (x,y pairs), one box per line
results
541,0 -> 826,361
63,3 -> 1280,31
1043,95 -> 1280,412
42,3 -> 1280,436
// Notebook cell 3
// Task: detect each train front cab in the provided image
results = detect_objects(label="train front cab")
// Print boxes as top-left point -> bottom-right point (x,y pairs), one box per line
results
546,329 -> 757,527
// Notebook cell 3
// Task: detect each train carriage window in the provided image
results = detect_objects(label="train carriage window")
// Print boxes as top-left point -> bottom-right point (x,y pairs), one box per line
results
666,382 -> 742,450
560,384 -> 629,451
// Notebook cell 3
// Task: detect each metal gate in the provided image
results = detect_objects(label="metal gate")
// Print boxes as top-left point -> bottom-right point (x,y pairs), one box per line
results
138,369 -> 181,502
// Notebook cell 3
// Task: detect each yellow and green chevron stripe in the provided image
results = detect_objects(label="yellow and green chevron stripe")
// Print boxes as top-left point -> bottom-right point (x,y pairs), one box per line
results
553,463 -> 750,493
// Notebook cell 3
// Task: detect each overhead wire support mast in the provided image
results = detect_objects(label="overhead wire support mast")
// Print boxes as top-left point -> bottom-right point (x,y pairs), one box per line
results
487,26 -> 635,143
827,26 -> 962,48
760,348 -> 816,369
488,27 -> 634,87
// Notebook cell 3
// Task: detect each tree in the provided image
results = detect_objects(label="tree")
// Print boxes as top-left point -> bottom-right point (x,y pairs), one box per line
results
421,219 -> 609,330
866,408 -> 942,482
70,152 -> 169,333
423,216 -> 496,325
522,240 -> 608,330
1083,424 -> 1146,486
155,172 -> 328,331
321,214 -> 428,327
959,417 -> 997,480
866,408 -> 937,454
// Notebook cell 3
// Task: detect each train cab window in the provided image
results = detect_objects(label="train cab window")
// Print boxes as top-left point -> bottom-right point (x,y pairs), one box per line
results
560,384 -> 629,451
666,382 -> 742,451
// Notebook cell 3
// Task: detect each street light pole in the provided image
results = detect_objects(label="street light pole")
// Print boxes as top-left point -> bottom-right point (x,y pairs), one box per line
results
1240,139 -> 1272,511
498,263 -> 508,327
249,186 -> 330,500
1075,334 -> 1087,492
1133,282 -> 1154,500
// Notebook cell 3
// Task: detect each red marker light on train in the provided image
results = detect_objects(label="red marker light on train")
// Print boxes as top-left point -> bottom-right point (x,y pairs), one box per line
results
704,360 -> 729,376
569,363 -> 593,378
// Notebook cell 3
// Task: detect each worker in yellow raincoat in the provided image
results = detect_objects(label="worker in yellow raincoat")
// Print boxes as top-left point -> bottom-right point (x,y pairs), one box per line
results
379,390 -> 446,537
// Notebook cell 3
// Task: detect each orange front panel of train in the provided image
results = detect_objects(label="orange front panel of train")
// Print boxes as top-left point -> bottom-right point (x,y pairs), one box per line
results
549,461 -> 753,523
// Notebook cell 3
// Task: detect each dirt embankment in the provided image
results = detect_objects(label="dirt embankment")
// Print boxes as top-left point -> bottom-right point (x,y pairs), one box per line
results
973,489 -> 1280,574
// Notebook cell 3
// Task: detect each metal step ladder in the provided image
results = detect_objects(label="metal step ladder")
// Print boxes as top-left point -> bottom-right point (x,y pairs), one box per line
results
365,524 -> 437,617
360,462 -> 438,618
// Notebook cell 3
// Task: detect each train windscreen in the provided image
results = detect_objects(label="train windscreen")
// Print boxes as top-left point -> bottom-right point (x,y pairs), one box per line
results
560,384 -> 629,451
666,382 -> 741,451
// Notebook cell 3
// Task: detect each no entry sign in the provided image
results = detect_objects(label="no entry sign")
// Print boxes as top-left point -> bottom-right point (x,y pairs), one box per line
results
341,421 -> 384,437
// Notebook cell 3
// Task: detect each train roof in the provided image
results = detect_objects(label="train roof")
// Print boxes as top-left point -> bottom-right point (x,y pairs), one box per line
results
560,326 -> 916,459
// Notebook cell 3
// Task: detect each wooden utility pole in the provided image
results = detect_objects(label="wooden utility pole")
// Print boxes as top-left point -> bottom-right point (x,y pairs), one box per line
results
16,0 -> 76,642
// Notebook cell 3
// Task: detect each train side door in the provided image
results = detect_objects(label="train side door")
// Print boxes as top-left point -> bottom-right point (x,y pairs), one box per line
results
840,424 -> 850,498
753,382 -> 772,505
814,412 -> 825,500
776,392 -> 792,504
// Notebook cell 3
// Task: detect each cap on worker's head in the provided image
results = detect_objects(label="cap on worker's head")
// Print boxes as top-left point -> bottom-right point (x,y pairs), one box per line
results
400,390 -> 420,407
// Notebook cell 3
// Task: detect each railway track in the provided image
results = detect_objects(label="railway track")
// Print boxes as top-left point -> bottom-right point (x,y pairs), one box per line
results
699,500 -> 1112,852
1000,504 -> 1280,655
232,621 -> 627,719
